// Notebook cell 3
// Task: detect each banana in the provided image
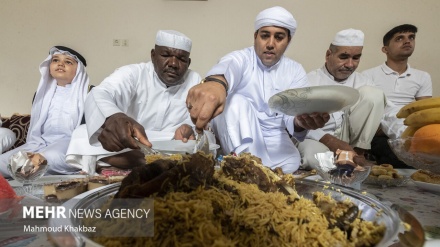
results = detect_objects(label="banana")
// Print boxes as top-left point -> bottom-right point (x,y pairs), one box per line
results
396,97 -> 440,118
401,126 -> 419,138
404,108 -> 440,127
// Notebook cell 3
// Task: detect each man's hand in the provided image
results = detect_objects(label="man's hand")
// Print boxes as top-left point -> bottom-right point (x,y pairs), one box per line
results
294,112 -> 330,132
186,76 -> 227,131
173,124 -> 196,142
98,113 -> 151,152
319,134 -> 353,153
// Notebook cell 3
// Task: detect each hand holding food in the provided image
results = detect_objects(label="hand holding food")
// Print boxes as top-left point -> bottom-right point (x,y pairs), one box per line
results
98,112 -> 151,152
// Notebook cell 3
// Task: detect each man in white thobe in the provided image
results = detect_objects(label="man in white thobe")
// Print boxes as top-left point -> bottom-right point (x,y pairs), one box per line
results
66,30 -> 207,173
185,6 -> 330,174
296,29 -> 386,170
362,24 -> 432,167
0,46 -> 89,177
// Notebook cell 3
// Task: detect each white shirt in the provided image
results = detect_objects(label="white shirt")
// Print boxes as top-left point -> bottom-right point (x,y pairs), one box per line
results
306,66 -> 373,141
208,46 -> 308,169
41,85 -> 75,143
362,63 -> 432,139
85,62 -> 201,144
362,63 -> 432,108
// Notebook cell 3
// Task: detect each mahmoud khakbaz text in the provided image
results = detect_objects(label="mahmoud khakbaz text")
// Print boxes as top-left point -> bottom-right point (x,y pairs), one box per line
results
23,206 -> 151,219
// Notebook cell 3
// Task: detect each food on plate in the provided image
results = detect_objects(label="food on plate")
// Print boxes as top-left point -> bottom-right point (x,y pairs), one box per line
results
411,169 -> 440,184
409,124 -> 440,155
369,164 -> 402,179
97,166 -> 131,177
115,152 -> 214,198
365,164 -> 406,187
87,175 -> 125,191
145,153 -> 183,164
84,152 -> 386,246
43,178 -> 88,201
396,97 -> 440,118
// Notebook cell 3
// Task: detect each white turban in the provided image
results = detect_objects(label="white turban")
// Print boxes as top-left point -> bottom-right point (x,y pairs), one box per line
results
254,6 -> 297,36
331,28 -> 364,46
155,30 -> 192,53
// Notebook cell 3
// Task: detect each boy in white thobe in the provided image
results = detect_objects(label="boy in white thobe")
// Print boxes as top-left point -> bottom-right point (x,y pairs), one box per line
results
0,46 -> 89,177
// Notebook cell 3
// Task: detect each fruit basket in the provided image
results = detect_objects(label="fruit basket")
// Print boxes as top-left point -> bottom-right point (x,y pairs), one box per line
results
388,138 -> 440,174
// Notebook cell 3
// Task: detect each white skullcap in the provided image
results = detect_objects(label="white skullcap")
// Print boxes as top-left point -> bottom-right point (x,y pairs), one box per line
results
155,30 -> 192,53
254,6 -> 297,36
331,28 -> 364,46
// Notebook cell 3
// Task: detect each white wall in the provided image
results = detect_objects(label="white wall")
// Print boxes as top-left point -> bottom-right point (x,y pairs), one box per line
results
1,0 -> 439,116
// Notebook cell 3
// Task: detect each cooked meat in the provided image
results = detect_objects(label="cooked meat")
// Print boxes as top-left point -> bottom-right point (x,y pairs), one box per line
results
222,154 -> 278,193
115,152 -> 215,198
273,167 -> 284,176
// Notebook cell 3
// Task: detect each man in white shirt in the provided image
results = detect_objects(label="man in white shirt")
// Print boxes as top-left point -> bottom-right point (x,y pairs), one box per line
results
66,30 -> 203,172
185,6 -> 329,174
0,115 -> 16,154
363,24 -> 432,167
297,29 -> 386,169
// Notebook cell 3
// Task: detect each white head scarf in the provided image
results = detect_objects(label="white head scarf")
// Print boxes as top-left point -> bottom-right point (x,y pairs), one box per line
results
254,6 -> 297,36
27,47 -> 89,144
331,29 -> 364,46
155,30 -> 192,52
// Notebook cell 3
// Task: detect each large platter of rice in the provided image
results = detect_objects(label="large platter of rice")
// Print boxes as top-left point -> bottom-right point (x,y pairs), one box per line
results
49,176 -> 404,247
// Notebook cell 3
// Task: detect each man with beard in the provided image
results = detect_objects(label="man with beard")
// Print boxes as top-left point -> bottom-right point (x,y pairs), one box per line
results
363,24 -> 432,167
65,30 -> 207,171
296,29 -> 386,170
186,6 -> 330,174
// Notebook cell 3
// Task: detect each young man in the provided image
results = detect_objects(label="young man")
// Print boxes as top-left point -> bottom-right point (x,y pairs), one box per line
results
297,29 -> 386,170
363,24 -> 432,167
186,6 -> 329,173
66,30 -> 205,172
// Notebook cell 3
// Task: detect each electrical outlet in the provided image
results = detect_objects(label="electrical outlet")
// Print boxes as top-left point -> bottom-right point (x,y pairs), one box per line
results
121,39 -> 129,47
113,39 -> 121,46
